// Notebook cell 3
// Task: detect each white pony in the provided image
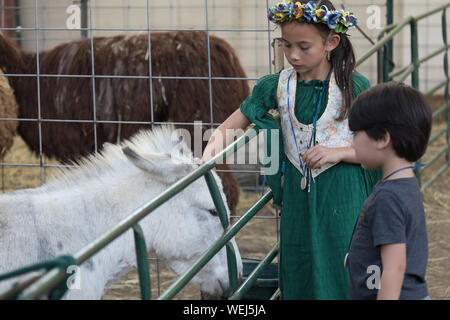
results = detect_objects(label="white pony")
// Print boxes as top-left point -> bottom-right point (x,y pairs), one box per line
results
0,125 -> 242,299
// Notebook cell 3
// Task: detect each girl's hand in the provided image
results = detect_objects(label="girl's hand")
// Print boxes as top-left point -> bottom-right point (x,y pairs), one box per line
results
201,108 -> 250,163
193,157 -> 203,164
302,146 -> 357,169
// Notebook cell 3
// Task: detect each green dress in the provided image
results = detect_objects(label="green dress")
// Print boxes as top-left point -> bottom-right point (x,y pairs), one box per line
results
240,71 -> 381,300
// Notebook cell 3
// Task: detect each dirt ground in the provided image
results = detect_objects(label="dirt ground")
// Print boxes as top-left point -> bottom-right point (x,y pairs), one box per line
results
0,102 -> 448,300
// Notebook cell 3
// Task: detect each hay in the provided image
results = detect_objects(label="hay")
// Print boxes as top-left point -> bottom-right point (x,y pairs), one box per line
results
426,94 -> 447,124
0,68 -> 18,157
420,120 -> 450,300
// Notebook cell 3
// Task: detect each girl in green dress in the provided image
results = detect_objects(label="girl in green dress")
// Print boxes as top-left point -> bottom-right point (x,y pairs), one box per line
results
202,0 -> 380,299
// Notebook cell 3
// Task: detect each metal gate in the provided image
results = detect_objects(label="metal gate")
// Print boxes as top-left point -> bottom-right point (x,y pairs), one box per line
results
0,1 -> 448,300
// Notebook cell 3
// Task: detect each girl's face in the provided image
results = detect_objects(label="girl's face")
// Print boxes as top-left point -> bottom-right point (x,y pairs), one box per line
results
281,21 -> 336,75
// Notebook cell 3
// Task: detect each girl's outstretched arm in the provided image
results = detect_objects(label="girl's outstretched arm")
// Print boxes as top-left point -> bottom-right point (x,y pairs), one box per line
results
202,108 -> 251,162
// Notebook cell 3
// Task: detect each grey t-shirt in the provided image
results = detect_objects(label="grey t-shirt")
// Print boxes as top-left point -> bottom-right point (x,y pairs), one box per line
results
347,177 -> 428,300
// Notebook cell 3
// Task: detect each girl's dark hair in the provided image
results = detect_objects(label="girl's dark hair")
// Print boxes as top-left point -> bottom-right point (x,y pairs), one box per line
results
348,82 -> 432,162
299,0 -> 356,121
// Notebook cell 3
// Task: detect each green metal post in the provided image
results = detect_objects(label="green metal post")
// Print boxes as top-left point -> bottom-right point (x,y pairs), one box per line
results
204,172 -> 239,293
158,191 -> 273,300
410,20 -> 419,89
204,172 -> 229,228
225,242 -> 239,293
410,19 -> 422,184
229,242 -> 279,300
443,8 -> 449,165
80,0 -> 88,38
133,224 -> 151,300
357,16 -> 414,68
383,41 -> 391,83
377,34 -> 384,83
386,0 -> 394,76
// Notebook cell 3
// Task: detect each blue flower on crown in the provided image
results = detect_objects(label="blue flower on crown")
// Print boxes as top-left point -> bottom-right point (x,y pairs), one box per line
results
325,11 -> 341,30
302,1 -> 316,22
347,14 -> 358,28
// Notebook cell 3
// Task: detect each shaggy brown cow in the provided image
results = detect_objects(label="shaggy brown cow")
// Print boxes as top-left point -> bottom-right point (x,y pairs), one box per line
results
0,31 -> 249,215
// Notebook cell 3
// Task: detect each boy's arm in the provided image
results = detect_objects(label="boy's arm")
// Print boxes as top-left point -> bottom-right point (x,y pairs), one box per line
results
377,243 -> 407,300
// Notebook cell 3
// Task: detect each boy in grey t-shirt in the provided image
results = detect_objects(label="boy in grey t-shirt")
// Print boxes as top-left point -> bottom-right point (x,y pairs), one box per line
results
347,82 -> 432,300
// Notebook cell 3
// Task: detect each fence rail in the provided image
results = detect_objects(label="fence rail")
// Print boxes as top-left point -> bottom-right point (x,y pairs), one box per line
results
370,2 -> 450,190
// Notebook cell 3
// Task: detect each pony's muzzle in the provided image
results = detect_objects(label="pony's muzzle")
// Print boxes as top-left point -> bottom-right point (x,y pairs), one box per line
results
217,271 -> 243,298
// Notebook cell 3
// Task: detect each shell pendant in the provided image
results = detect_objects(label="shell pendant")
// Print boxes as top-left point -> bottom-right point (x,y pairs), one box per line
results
301,176 -> 307,190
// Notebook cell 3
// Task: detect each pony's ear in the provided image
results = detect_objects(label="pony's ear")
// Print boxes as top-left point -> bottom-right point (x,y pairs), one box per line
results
122,146 -> 193,184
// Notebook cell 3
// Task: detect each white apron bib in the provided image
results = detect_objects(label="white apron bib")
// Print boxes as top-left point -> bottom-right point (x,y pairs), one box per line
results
277,68 -> 354,179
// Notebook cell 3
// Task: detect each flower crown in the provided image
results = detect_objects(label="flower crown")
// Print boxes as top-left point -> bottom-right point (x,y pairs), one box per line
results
267,1 -> 357,34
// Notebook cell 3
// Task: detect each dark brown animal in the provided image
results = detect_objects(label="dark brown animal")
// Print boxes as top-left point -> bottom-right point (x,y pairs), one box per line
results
0,31 -> 249,215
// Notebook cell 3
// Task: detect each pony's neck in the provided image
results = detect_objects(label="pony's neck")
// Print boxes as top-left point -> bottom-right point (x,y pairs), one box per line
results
50,175 -> 159,299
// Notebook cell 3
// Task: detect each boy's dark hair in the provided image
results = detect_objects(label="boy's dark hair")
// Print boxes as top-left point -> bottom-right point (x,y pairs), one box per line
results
299,0 -> 356,121
348,82 -> 432,162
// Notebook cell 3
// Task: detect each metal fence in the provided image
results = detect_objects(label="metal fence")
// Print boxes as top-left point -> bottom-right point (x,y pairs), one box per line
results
0,0 -> 448,300
358,2 -> 450,190
0,0 -> 286,299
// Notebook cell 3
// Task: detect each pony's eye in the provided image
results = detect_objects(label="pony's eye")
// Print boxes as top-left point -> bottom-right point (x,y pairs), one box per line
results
208,209 -> 218,217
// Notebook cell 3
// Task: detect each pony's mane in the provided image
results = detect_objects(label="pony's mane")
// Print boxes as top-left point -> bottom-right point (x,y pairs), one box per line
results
42,124 -> 192,191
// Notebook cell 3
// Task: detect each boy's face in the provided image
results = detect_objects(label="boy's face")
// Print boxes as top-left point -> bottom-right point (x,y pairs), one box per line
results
352,131 -> 382,170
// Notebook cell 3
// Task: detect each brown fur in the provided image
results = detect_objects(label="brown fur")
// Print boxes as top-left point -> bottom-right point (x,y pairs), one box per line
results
0,31 -> 249,215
